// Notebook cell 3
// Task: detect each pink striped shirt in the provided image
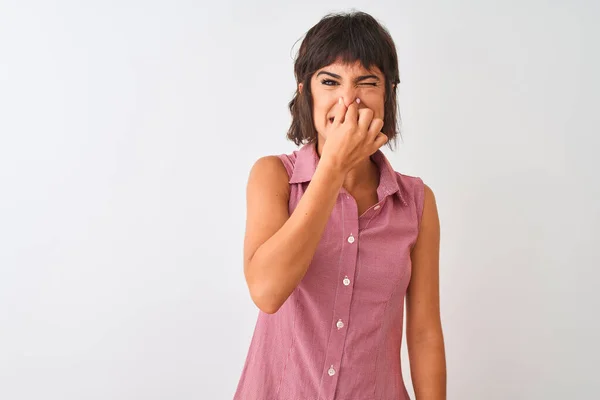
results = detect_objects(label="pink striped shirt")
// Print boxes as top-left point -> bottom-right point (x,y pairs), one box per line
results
234,142 -> 424,400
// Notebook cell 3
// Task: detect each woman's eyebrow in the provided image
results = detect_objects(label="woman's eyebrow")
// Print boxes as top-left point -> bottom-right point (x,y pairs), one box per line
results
316,71 -> 381,82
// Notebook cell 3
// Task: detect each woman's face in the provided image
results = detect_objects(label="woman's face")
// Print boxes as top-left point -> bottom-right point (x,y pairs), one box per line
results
302,60 -> 386,141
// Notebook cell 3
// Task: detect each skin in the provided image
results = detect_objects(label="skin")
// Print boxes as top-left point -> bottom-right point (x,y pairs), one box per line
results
299,61 -> 385,213
244,59 -> 446,399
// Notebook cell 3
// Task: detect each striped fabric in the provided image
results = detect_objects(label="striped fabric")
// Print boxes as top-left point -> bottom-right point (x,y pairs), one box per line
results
234,142 -> 424,400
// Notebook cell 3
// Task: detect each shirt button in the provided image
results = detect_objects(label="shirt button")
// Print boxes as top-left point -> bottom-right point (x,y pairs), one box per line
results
347,234 -> 355,244
328,365 -> 336,376
374,205 -> 381,210
343,276 -> 350,286
336,319 -> 344,329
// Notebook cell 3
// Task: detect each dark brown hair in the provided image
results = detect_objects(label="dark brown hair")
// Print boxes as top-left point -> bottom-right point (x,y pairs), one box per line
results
287,11 -> 401,150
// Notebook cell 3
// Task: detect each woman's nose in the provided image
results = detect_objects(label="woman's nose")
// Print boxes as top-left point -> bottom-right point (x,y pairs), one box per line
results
341,89 -> 358,107
343,97 -> 355,107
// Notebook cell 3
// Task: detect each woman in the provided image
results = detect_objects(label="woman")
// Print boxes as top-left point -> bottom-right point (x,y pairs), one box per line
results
234,11 -> 446,400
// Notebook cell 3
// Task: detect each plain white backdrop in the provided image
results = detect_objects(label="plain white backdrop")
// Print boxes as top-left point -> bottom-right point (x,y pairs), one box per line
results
1,0 -> 599,399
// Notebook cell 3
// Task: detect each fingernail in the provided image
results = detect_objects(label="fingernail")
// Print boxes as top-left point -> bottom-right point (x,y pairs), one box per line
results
339,97 -> 343,105
356,98 -> 361,104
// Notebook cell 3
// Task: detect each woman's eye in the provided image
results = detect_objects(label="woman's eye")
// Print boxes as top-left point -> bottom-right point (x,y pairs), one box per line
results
320,79 -> 378,87
321,79 -> 338,86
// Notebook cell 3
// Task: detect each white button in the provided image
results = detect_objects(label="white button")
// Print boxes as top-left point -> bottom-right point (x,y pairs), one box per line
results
374,205 -> 381,210
336,319 -> 344,329
347,234 -> 355,244
328,365 -> 336,376
343,276 -> 350,286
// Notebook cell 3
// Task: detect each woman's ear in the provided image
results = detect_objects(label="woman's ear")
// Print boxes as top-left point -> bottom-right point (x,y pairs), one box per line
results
298,83 -> 303,93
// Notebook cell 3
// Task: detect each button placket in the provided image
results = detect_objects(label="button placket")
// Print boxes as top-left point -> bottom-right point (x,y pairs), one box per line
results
319,196 -> 359,399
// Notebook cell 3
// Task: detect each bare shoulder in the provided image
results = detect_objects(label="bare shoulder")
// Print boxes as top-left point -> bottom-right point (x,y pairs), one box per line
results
423,183 -> 437,211
417,182 -> 440,242
247,155 -> 290,195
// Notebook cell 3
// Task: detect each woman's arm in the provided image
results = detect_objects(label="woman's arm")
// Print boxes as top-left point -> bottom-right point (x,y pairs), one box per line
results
406,183 -> 447,399
243,155 -> 346,314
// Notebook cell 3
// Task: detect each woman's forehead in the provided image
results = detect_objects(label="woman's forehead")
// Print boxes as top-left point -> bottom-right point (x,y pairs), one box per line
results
315,60 -> 382,77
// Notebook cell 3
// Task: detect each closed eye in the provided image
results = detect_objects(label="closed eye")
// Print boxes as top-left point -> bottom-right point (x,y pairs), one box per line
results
320,79 -> 379,87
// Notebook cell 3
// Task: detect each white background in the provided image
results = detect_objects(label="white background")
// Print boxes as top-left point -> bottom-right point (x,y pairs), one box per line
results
1,1 -> 599,399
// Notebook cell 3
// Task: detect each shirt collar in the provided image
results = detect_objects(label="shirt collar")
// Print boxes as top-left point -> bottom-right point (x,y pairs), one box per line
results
289,142 -> 407,205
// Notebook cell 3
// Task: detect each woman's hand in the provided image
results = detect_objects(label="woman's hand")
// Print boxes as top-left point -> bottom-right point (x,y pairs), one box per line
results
320,97 -> 388,174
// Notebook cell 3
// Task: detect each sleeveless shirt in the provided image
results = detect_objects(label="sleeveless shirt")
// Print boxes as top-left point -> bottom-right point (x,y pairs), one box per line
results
234,142 -> 425,400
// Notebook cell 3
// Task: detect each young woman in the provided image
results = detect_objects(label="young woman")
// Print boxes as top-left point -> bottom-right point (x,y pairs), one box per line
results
234,11 -> 446,400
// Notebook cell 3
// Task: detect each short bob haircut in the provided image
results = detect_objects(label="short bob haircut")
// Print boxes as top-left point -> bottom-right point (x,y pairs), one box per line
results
287,11 -> 401,150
